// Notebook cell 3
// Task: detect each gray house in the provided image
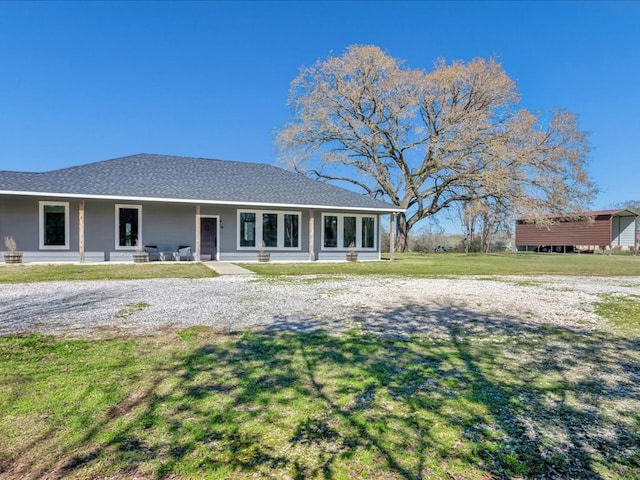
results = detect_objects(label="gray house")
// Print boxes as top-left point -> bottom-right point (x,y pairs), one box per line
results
0,154 -> 400,263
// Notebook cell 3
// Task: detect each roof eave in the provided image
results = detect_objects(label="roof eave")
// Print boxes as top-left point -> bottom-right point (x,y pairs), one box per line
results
0,190 -> 404,213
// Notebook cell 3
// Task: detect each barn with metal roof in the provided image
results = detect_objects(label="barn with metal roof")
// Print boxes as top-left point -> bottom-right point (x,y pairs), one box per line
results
515,209 -> 638,253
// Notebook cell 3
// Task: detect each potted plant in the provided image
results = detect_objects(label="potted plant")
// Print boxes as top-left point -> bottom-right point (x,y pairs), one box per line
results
257,241 -> 270,262
132,240 -> 149,263
3,236 -> 23,264
346,242 -> 358,262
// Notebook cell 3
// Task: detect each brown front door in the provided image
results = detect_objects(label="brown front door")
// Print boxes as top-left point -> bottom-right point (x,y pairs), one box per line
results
200,217 -> 217,260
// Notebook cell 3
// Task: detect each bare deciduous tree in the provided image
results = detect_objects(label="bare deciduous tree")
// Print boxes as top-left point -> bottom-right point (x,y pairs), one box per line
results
454,195 -> 512,253
277,45 -> 596,251
614,200 -> 640,211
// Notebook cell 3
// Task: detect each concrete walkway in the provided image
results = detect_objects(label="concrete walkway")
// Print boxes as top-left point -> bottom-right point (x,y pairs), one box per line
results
202,261 -> 256,275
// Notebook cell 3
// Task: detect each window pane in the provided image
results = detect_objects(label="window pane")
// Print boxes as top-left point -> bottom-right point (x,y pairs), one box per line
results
284,214 -> 299,248
118,208 -> 139,247
44,205 -> 66,246
263,213 -> 278,247
324,216 -> 337,248
343,216 -> 356,249
362,217 -> 375,248
240,212 -> 256,247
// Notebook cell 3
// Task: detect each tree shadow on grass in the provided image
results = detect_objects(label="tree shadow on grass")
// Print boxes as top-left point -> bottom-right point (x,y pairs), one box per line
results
3,302 -> 640,479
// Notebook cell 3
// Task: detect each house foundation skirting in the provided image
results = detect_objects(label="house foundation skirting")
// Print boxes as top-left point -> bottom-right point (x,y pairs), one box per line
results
11,251 -> 383,263
20,252 -> 106,263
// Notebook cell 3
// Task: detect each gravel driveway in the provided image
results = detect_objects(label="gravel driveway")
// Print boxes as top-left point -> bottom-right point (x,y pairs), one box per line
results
1,275 -> 639,338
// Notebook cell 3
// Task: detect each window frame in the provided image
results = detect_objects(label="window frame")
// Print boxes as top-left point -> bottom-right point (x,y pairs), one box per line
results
361,216 -> 376,249
262,212 -> 278,248
284,213 -> 300,249
323,215 -> 338,248
321,213 -> 377,251
239,212 -> 257,247
39,201 -> 70,250
236,209 -> 302,250
343,215 -> 357,249
115,204 -> 142,250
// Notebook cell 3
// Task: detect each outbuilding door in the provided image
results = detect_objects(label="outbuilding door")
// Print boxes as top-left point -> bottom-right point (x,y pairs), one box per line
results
200,217 -> 218,260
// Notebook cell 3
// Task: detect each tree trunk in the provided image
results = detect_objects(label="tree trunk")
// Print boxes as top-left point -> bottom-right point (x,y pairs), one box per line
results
481,215 -> 492,253
465,214 -> 474,255
395,212 -> 409,252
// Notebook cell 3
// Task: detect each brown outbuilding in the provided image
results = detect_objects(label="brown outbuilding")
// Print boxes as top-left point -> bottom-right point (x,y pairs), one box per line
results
515,209 -> 638,253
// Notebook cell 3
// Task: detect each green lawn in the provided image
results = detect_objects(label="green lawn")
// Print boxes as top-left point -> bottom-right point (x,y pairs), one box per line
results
1,253 -> 638,283
1,309 -> 639,479
241,252 -> 640,277
0,263 -> 216,283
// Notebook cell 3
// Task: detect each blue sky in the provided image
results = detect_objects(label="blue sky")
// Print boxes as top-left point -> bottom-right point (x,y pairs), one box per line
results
1,1 -> 638,222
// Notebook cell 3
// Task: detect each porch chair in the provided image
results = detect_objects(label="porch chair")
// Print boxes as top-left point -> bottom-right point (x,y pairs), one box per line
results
144,245 -> 160,261
174,245 -> 193,261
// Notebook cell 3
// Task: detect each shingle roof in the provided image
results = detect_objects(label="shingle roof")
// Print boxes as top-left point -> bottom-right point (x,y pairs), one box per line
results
0,153 -> 399,212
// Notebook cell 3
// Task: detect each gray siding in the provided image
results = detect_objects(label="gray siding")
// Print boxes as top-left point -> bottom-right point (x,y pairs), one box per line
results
85,200 -> 118,253
0,196 -> 40,251
0,196 -> 200,260
1,195 -> 383,263
0,196 -> 81,251
141,203 -> 197,251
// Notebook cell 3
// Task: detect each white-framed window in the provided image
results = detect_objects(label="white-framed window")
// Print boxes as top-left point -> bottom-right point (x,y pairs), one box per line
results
362,216 -> 376,249
39,201 -> 70,250
284,213 -> 299,248
237,210 -> 301,250
239,212 -> 256,247
115,204 -> 142,250
321,213 -> 377,250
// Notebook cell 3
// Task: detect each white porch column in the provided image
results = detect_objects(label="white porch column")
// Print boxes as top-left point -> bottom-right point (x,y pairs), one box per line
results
79,199 -> 85,263
195,205 -> 201,261
635,216 -> 638,255
389,212 -> 396,261
309,210 -> 315,261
